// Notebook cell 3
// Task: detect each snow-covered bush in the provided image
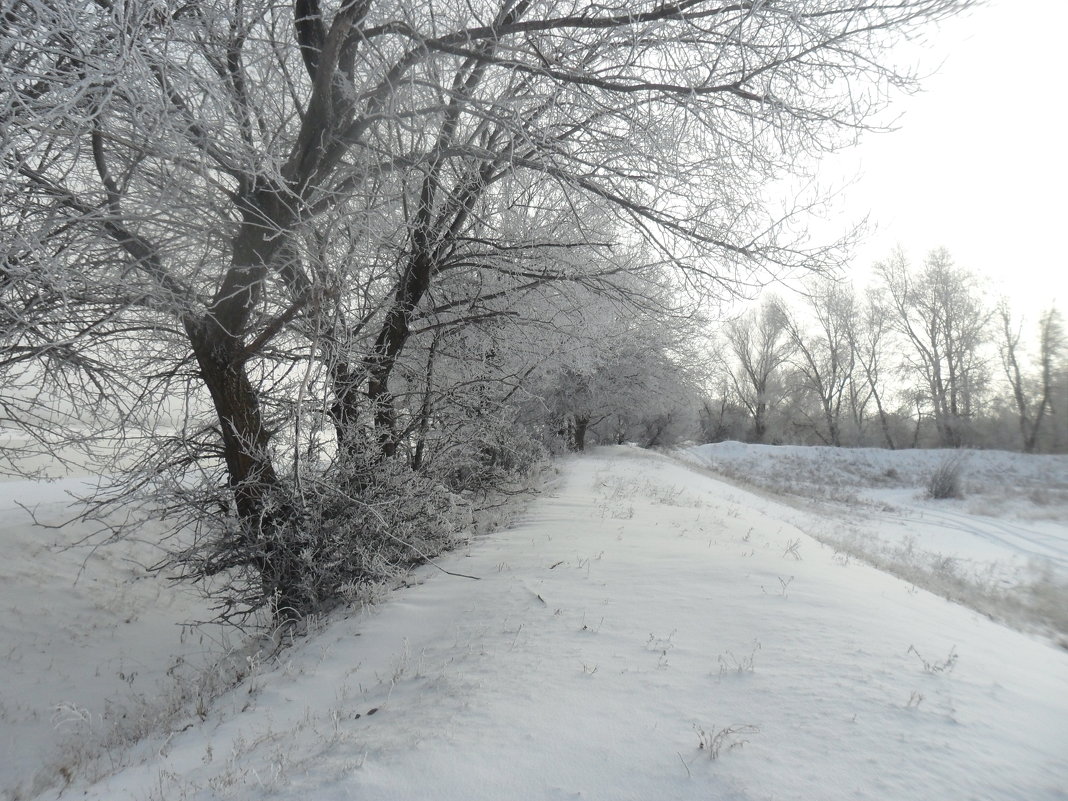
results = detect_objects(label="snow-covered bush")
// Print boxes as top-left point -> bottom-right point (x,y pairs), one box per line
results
424,415 -> 548,494
926,456 -> 965,500
146,448 -> 469,622
296,459 -> 466,604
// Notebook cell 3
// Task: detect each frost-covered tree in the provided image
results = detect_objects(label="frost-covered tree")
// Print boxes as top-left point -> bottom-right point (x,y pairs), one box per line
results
781,280 -> 855,446
516,278 -> 702,452
846,287 -> 899,448
0,0 -> 976,619
878,248 -> 989,447
720,299 -> 791,443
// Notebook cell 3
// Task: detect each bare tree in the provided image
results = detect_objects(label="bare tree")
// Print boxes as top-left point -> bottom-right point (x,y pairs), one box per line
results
846,287 -> 898,448
699,383 -> 749,444
878,248 -> 989,447
781,280 -> 855,446
721,299 -> 791,443
999,303 -> 1063,452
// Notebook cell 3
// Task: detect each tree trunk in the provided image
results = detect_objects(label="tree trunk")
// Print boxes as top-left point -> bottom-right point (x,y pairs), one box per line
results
573,415 -> 589,452
191,189 -> 309,618
751,401 -> 768,444
868,385 -> 896,450
825,407 -> 841,447
564,414 -> 590,452
188,324 -> 306,618
411,335 -> 440,470
363,252 -> 434,458
329,360 -> 364,457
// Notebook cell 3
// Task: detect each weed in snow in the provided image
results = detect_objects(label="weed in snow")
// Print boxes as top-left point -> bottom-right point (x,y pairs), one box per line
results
578,612 -> 603,633
908,644 -> 958,674
694,723 -> 759,759
646,630 -> 676,668
782,538 -> 802,560
761,575 -> 794,598
718,641 -> 760,676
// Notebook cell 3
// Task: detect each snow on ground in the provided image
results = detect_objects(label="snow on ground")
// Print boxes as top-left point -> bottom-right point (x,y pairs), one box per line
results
0,477 -> 243,800
682,443 -> 1068,638
11,447 -> 1066,801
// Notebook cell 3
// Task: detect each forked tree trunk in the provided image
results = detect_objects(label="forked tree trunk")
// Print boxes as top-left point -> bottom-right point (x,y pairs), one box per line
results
188,190 -> 309,619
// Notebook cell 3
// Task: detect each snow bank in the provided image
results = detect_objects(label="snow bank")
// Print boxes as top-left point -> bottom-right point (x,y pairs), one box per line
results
0,478 -> 242,800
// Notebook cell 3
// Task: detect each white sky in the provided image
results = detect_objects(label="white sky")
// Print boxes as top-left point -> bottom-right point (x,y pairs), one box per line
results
825,0 -> 1067,322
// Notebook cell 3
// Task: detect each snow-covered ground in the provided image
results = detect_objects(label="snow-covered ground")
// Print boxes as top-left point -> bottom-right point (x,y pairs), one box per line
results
0,477 -> 246,800
4,446 -> 1066,800
682,443 -> 1068,638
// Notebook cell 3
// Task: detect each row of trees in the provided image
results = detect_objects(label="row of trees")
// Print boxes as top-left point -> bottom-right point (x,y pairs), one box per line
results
0,0 -> 973,620
708,248 -> 1066,452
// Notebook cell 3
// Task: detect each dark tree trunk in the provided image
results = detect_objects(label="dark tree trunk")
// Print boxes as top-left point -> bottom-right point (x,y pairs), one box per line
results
570,414 -> 590,452
189,188 -> 310,618
411,335 -> 440,471
362,251 -> 434,458
870,386 -> 896,450
751,404 -> 768,444
188,322 -> 308,617
329,360 -> 363,455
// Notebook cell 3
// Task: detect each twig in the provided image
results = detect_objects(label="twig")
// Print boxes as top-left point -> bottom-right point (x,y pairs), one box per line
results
677,752 -> 691,778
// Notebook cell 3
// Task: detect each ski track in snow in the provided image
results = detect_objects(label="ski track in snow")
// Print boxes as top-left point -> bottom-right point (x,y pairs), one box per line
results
683,443 -> 1068,581
877,506 -> 1068,570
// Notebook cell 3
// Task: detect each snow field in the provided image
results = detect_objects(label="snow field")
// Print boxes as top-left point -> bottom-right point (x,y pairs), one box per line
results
19,447 -> 1067,800
683,443 -> 1068,637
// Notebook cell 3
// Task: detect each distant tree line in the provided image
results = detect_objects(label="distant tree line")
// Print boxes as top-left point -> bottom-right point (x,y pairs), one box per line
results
704,248 -> 1067,453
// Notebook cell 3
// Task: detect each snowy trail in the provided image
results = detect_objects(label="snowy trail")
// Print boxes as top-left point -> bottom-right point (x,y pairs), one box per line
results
32,447 -> 1068,801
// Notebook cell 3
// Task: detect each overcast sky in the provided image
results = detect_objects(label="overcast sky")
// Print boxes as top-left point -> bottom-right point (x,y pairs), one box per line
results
826,0 -> 1066,322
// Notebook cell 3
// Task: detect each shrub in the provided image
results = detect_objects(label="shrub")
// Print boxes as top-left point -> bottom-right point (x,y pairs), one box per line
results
146,449 -> 469,623
926,456 -> 965,500
427,414 -> 548,494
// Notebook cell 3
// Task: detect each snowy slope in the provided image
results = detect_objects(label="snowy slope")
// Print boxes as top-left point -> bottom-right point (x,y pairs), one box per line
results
18,447 -> 1066,801
0,477 -> 241,800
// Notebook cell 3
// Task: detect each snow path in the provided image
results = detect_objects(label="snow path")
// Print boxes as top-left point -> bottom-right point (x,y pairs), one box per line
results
26,449 -> 1068,800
